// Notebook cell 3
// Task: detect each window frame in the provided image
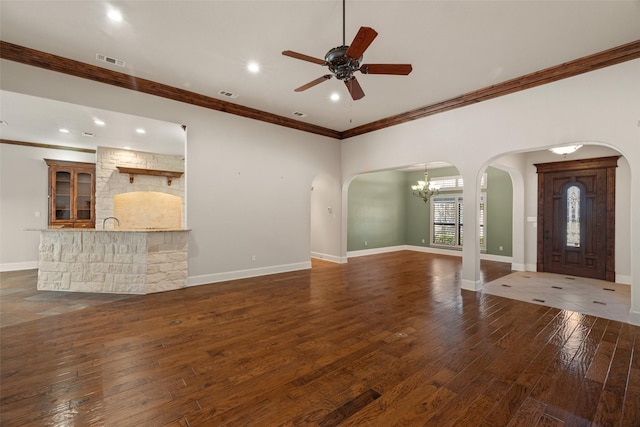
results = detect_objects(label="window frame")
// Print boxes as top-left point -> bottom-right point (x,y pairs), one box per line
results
430,193 -> 486,251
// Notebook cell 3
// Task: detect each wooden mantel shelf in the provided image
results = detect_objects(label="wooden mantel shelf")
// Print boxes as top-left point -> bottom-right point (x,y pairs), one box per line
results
116,166 -> 183,186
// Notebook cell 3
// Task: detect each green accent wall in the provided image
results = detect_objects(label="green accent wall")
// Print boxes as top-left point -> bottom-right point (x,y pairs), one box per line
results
485,167 -> 513,256
347,170 -> 407,251
348,166 -> 513,256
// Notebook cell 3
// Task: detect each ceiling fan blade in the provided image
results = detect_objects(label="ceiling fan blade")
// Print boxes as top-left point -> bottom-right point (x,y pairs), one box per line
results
294,75 -> 332,92
345,27 -> 378,59
282,50 -> 325,65
359,64 -> 413,75
345,77 -> 365,101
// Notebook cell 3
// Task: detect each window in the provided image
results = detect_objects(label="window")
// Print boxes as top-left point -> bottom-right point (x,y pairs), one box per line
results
428,173 -> 487,192
431,195 -> 486,250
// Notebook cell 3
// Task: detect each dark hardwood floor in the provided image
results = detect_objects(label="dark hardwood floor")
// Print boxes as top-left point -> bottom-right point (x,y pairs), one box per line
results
1,251 -> 638,426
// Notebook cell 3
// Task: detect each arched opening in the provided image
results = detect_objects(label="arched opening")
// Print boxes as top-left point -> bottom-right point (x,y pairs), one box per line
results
480,143 -> 632,323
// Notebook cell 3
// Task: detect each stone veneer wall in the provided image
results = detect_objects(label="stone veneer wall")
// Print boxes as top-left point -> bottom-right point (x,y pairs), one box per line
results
38,230 -> 189,294
96,147 -> 185,229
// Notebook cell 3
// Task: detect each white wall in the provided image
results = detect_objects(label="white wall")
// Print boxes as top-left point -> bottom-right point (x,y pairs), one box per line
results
310,173 -> 343,263
0,143 -> 95,270
341,59 -> 640,323
0,60 -> 343,282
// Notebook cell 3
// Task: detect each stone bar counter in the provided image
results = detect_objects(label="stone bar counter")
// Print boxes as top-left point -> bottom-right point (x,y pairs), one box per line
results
37,229 -> 190,294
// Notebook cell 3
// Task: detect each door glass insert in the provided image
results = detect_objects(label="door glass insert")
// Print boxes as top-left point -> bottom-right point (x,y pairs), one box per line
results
566,185 -> 580,247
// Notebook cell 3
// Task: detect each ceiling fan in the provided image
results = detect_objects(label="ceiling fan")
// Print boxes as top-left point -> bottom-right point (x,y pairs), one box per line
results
282,0 -> 412,101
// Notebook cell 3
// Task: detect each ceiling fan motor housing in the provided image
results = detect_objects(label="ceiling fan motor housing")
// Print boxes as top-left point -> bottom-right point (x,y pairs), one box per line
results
325,46 -> 362,81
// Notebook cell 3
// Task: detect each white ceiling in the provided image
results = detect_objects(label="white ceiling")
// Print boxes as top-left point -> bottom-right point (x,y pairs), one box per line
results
1,1 -> 639,149
0,91 -> 186,155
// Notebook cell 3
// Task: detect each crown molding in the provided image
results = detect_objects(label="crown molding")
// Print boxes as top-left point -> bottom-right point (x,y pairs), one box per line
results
341,39 -> 640,138
2,39 -> 639,140
0,139 -> 96,153
0,41 -> 340,140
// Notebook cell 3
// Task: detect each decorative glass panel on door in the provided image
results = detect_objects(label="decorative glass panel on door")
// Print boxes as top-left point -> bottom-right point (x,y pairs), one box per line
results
566,185 -> 580,247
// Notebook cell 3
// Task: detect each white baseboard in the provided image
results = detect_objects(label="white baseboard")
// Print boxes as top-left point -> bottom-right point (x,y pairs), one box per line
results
461,278 -> 481,291
350,245 -> 514,265
405,245 -> 461,257
0,261 -> 38,272
525,263 -> 537,272
347,245 -> 407,258
479,253 -> 514,264
187,261 -> 311,287
616,274 -> 631,285
630,310 -> 640,326
511,263 -> 526,272
310,252 -> 347,264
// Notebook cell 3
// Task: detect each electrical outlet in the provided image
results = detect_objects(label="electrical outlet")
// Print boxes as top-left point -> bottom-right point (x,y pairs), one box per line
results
364,241 -> 367,246
422,238 -> 425,243
499,246 -> 503,251
251,255 -> 256,262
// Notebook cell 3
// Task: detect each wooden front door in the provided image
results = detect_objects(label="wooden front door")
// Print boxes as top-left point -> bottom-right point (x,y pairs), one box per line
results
535,156 -> 618,281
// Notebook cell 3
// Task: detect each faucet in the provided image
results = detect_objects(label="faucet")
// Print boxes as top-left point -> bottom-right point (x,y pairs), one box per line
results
102,216 -> 121,229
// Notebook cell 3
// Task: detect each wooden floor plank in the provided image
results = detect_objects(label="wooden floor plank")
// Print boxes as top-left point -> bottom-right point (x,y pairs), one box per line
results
1,252 -> 638,426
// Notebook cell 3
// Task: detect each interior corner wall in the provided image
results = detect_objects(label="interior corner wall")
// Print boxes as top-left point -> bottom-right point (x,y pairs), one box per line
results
485,167 -> 513,256
0,59 -> 343,281
404,170 -> 430,247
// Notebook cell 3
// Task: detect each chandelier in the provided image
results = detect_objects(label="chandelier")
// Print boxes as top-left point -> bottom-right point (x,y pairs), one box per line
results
411,168 -> 440,203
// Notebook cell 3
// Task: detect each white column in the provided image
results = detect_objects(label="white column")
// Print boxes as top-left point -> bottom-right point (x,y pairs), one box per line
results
461,170 -> 481,291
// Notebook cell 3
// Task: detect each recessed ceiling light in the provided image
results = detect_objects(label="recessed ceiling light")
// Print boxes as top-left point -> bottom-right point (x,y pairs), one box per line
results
108,9 -> 123,22
247,62 -> 260,73
136,128 -> 146,134
94,119 -> 105,126
330,93 -> 340,102
123,146 -> 132,150
59,128 -> 70,133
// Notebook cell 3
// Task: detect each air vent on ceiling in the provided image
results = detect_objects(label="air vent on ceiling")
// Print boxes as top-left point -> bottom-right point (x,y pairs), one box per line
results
292,111 -> 308,118
218,90 -> 239,99
96,54 -> 126,67
82,132 -> 94,138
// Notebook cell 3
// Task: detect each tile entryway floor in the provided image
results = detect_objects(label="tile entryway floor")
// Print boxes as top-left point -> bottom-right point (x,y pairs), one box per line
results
481,271 -> 631,323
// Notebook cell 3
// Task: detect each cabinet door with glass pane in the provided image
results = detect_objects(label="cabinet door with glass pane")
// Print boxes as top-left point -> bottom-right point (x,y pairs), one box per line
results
45,159 -> 96,228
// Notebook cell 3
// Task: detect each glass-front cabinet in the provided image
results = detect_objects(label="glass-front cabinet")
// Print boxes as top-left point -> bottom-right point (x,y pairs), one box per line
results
45,159 -> 96,228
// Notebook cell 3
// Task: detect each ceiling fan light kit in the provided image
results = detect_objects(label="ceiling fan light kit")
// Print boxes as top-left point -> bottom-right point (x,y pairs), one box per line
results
282,1 -> 412,101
